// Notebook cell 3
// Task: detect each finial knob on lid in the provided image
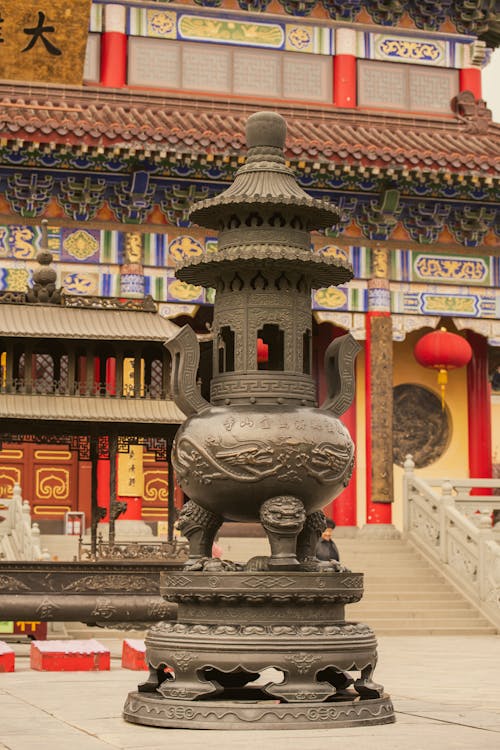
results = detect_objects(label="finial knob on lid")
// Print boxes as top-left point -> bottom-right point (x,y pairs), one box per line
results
246,111 -> 286,150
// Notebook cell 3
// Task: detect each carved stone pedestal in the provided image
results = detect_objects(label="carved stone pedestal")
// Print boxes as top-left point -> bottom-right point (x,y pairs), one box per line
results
123,570 -> 395,729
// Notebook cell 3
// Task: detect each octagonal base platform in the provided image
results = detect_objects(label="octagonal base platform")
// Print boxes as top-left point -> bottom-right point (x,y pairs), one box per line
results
123,692 -> 395,729
123,569 -> 395,730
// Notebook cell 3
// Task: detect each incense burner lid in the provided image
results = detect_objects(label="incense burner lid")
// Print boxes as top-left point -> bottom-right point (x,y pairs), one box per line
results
189,112 -> 340,231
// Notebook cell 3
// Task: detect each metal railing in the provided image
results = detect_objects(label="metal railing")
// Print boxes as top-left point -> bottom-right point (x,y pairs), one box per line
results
78,536 -> 188,562
0,378 -> 167,399
403,455 -> 500,629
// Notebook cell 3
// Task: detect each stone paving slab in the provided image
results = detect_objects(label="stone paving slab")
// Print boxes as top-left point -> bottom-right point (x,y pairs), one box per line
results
0,636 -> 499,749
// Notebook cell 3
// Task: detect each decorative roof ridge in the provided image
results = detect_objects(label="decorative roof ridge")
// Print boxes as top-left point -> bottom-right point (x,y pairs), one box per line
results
0,87 -> 497,177
0,293 -> 158,313
62,294 -> 158,313
0,81 -> 497,136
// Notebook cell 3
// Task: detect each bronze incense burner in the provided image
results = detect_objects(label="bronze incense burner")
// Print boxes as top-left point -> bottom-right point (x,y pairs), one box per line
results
124,112 -> 394,730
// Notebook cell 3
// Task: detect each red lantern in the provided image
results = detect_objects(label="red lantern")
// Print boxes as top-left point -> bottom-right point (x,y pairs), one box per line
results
414,328 -> 472,408
257,338 -> 269,364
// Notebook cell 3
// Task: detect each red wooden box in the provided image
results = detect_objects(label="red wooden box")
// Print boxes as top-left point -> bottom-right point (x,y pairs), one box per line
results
0,641 -> 15,672
122,639 -> 147,670
30,639 -> 110,671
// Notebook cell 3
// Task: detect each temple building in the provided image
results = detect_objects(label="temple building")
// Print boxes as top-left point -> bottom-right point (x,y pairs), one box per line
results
0,0 -> 498,536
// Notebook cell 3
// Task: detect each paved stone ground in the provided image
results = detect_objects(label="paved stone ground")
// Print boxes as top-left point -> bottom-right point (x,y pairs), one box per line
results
1,635 -> 499,750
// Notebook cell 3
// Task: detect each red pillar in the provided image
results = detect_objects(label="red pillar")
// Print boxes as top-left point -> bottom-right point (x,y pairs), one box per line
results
334,400 -> 357,525
459,68 -> 482,100
100,4 -> 127,88
78,460 -> 92,529
334,29 -> 357,108
466,331 -> 492,492
173,474 -> 185,512
106,358 -> 116,396
97,456 -> 110,522
314,322 -> 357,526
120,496 -> 142,520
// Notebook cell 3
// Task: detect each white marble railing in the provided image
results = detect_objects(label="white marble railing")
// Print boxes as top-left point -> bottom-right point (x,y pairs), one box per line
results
403,455 -> 500,629
0,484 -> 48,561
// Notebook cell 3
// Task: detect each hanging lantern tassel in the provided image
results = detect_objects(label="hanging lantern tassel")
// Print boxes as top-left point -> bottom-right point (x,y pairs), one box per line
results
437,368 -> 448,410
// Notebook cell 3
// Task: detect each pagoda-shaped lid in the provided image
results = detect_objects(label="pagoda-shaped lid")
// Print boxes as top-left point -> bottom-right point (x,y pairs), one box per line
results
177,111 -> 353,289
189,111 -> 340,231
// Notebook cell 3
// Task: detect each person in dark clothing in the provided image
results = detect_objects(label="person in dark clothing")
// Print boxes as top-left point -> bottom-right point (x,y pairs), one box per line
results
315,519 -> 339,562
492,365 -> 500,392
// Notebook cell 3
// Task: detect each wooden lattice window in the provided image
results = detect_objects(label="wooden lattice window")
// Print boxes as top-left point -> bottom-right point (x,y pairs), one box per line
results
150,359 -> 163,398
34,354 -> 54,394
59,354 -> 69,394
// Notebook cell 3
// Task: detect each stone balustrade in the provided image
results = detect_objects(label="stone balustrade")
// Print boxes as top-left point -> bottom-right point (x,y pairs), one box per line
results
403,455 -> 500,629
0,483 -> 47,561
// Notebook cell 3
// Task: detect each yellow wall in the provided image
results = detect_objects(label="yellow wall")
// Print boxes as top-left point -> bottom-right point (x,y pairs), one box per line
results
392,330 -> 469,530
353,329 -> 470,530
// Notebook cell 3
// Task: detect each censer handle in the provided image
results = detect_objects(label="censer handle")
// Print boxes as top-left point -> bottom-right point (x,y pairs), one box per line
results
164,325 -> 211,417
320,333 -> 361,417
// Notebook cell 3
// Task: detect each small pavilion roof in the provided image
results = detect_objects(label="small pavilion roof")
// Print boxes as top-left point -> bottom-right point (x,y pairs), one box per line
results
0,84 -> 498,178
0,301 -> 180,342
0,393 -> 185,423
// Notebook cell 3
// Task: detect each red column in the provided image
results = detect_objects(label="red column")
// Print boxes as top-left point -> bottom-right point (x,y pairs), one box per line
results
97,456 -> 110,522
459,68 -> 482,100
120,496 -> 142,520
334,29 -> 357,108
314,322 -> 357,526
466,331 -> 492,493
77,460 -> 92,530
106,358 -> 116,396
334,400 -> 357,525
173,474 -> 185,512
100,4 -> 127,88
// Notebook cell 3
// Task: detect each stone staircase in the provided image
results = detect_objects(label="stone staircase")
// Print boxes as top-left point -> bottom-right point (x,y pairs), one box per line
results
340,537 -> 498,635
64,536 -> 498,638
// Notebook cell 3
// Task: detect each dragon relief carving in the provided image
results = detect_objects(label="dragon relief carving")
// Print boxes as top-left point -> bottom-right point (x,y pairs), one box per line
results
62,575 -> 156,593
173,434 -> 353,485
0,576 -> 30,591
